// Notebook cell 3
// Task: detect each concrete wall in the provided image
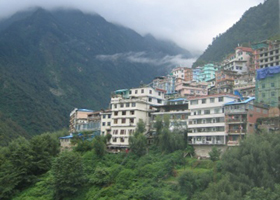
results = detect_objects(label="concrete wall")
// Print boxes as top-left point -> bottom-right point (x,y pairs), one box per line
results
193,145 -> 227,158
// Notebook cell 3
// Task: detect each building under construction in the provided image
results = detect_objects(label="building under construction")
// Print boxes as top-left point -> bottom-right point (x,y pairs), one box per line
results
255,66 -> 280,107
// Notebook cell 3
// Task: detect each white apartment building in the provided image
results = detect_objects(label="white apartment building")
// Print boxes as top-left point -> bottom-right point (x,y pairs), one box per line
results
222,47 -> 252,74
109,86 -> 165,148
188,94 -> 238,146
100,110 -> 112,136
172,67 -> 185,79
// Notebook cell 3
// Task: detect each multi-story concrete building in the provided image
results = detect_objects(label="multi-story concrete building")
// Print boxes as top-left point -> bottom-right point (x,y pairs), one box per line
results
175,79 -> 208,97
213,70 -> 240,94
221,46 -> 253,74
187,94 -> 238,156
192,67 -> 201,82
109,87 -> 165,148
151,98 -> 190,132
184,68 -> 193,82
152,75 -> 176,94
197,64 -> 218,82
233,72 -> 255,97
171,67 -> 193,82
172,67 -> 185,79
224,97 -> 269,146
69,108 -> 94,133
252,40 -> 280,69
255,65 -> 280,107
100,110 -> 112,136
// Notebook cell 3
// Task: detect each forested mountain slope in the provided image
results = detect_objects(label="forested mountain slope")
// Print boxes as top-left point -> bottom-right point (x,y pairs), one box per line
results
0,8 -> 191,144
193,0 -> 279,67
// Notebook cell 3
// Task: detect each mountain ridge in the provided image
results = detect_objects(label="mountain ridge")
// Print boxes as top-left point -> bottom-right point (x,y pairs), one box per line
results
193,0 -> 279,67
0,8 -> 191,145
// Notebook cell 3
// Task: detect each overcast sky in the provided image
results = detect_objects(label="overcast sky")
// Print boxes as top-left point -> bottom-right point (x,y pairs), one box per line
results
0,0 -> 264,55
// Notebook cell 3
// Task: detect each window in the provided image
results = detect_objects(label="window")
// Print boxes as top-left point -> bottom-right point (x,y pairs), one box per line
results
149,90 -> 152,94
108,114 -> 111,119
132,103 -> 136,107
102,122 -> 105,126
210,98 -> 215,103
130,118 -> 134,124
107,122 -> 111,126
214,108 -> 220,114
120,130 -> 126,135
120,103 -> 124,108
141,89 -> 144,93
135,90 -> 138,94
120,137 -> 125,143
113,130 -> 118,135
202,99 -> 206,104
129,91 -> 132,94
191,100 -> 198,105
103,115 -> 106,119
122,111 -> 126,115
130,110 -> 135,115
206,137 -> 211,141
114,104 -> 117,108
114,111 -> 118,116
126,103 -> 130,107
122,118 -> 126,124
262,84 -> 265,89
149,98 -> 152,102
271,92 -> 275,97
218,97 -> 224,102
113,138 -> 117,142
157,99 -> 162,104
262,93 -> 266,98
204,110 -> 210,114
128,130 -> 134,135
158,92 -> 161,96
114,119 -> 118,124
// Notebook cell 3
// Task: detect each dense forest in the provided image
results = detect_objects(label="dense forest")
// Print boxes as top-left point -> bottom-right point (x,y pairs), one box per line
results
0,8 -> 190,144
193,0 -> 279,67
1,119 -> 280,200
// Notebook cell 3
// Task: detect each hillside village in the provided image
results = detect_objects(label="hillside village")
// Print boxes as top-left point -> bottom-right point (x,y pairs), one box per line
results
60,39 -> 280,157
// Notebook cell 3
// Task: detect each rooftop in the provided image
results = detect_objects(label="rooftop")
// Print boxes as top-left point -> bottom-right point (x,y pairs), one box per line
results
224,97 -> 255,106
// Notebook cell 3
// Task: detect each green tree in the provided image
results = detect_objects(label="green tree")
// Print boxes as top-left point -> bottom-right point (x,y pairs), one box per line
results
52,151 -> 85,200
129,119 -> 147,157
209,147 -> 222,162
30,133 -> 60,175
92,135 -> 106,158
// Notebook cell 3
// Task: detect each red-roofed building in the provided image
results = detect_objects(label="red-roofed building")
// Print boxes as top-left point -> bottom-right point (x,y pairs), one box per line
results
221,46 -> 253,74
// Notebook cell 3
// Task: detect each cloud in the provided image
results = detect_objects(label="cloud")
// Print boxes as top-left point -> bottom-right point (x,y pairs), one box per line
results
0,0 -> 264,53
96,51 -> 197,68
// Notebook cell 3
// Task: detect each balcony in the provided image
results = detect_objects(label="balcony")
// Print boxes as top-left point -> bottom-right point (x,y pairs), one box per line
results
189,140 -> 225,145
227,140 -> 240,146
225,109 -> 247,114
227,129 -> 246,135
226,118 -> 247,124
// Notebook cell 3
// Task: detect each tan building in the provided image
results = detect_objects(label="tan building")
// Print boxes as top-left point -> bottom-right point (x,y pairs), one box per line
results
171,67 -> 193,82
221,46 -> 253,74
109,86 -> 165,148
69,108 -> 94,133
213,70 -> 240,94
252,40 -> 280,69
175,78 -> 208,97
100,110 -> 112,136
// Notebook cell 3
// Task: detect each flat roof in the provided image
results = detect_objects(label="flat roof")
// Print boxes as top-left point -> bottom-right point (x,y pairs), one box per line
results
224,97 -> 255,106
